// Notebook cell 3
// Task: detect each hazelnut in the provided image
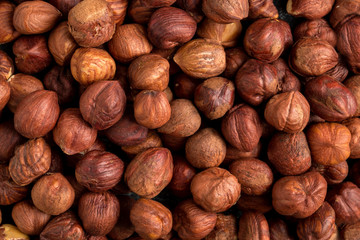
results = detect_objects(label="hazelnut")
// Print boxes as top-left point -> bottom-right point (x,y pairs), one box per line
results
48,21 -> 78,66
141,0 -> 176,7
329,0 -> 360,28
205,214 -> 237,240
0,78 -> 10,112
172,73 -> 200,99
173,199 -> 217,240
221,104 -> 262,152
47,0 -> 81,16
133,90 -> 171,129
267,131 -> 311,176
13,0 -> 61,34
0,0 -> 20,44
31,173 -> 75,215
160,133 -> 187,151
121,130 -> 162,157
341,221 -> 360,240
0,224 -> 29,240
12,35 -> 53,75
269,217 -> 295,240
148,7 -> 197,49
104,0 -> 128,24
124,147 -> 173,198
158,99 -> 201,137
70,47 -> 116,85
47,149 -> 64,174
40,211 -> 86,240
177,0 -> 204,23
238,211 -> 269,240
68,0 -> 115,47
272,171 -> 327,218
235,59 -> 278,106
173,38 -> 226,79
248,0 -> 278,19
53,108 -> 97,155
78,191 -> 120,236
244,18 -> 292,63
271,58 -> 301,93
224,142 -> 261,166
127,0 -> 155,24
236,193 -> 273,213
0,121 -> 24,164
128,54 -> 170,91
311,161 -> 349,185
75,150 -> 124,192
130,198 -> 172,240
108,23 -> 153,63
12,200 -> 51,235
191,167 -> 241,212
264,91 -> 310,133
185,128 -> 226,168
202,0 -> 249,23
14,90 -> 60,139
322,57 -> 349,83
343,118 -> 360,158
307,122 -> 351,166
194,77 -> 235,120
0,164 -> 28,205
286,0 -> 335,19
344,75 -> 360,117
0,50 -> 14,80
223,47 -> 248,79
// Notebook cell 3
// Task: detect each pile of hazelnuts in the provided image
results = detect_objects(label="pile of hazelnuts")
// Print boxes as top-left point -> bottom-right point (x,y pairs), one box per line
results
0,0 -> 360,239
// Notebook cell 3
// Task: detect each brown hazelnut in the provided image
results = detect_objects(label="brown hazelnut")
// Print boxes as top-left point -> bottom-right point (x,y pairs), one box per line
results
47,0 -> 81,16
12,200 -> 51,235
272,171 -> 327,218
121,130 -> 162,157
202,0 -> 249,23
148,7 -> 197,49
0,164 -> 28,205
310,161 -> 349,185
172,73 -> 200,99
127,0 -> 155,24
173,38 -> 226,79
289,38 -> 338,77
0,78 -> 10,112
191,167 -> 241,212
53,108 -> 97,155
205,214 -> 237,240
223,47 -> 248,79
0,50 -> 14,80
248,0 -> 278,19
130,198 -> 172,240
244,18 -> 292,63
13,0 -> 61,34
235,59 -> 278,106
185,128 -> 226,168
307,122 -> 351,166
329,0 -> 360,28
341,221 -> 360,240
221,104 -> 263,152
108,23 -> 153,63
271,58 -> 301,93
141,0 -> 176,7
75,150 -> 124,192
304,76 -> 357,122
0,0 -> 20,44
344,76 -> 360,117
68,0 -> 115,47
104,0 -> 128,24
124,147 -> 173,198
236,193 -> 273,214
160,133 -> 187,151
70,47 -> 116,85
269,217 -> 295,240
264,91 -> 310,133
324,57 -> 349,83
78,191 -> 120,236
194,77 -> 235,120
0,224 -> 29,240
197,18 -> 242,47
0,121 -> 24,164
286,0 -> 334,19
224,142 -> 261,166
40,211 -> 86,240
47,149 -> 64,174
64,175 -> 86,206
128,54 -> 169,91
238,211 -> 269,240
268,131 -> 311,176
177,0 -> 204,23
14,90 -> 60,139
158,99 -> 201,137
48,21 -> 78,66
173,199 -> 217,240
9,138 -> 51,186
343,118 -> 360,158
12,35 -> 53,75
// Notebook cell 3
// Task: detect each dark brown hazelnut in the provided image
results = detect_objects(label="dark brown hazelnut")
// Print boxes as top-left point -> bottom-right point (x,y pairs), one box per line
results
185,128 -> 226,168
141,0 -> 176,7
194,77 -> 235,120
68,0 -> 115,47
329,0 -> 360,28
0,78 -> 10,112
130,198 -> 172,240
13,0 -> 61,34
205,214 -> 237,240
271,58 -> 301,93
307,122 -> 351,166
0,224 -> 30,239
304,75 -> 357,122
224,142 -> 261,166
238,211 -> 270,240
269,217 -> 295,240
127,0 -> 155,24
128,54 -> 169,91
105,0 -> 128,24
311,161 -> 349,185
221,104 -> 263,152
160,133 -> 187,151
268,131 -> 311,176
223,47 -> 248,79
48,148 -> 64,174
0,121 -> 25,164
158,99 -> 201,137
121,130 -> 162,157
272,171 -> 327,218
341,221 -> 360,240
344,75 -> 360,117
13,35 -> 53,75
173,199 -> 217,240
244,18 -> 292,63
0,50 -> 14,80
236,193 -> 273,213
172,73 -> 200,99
12,200 -> 51,235
235,59 -> 278,106
248,0 -> 278,19
40,211 -> 86,240
31,173 -> 75,215
191,167 -> 241,212
264,91 -> 310,133
343,118 -> 360,158
78,191 -> 120,236
289,38 -> 338,77
70,47 -> 116,86
14,90 -> 60,139
53,108 -> 97,155
0,164 -> 28,205
0,0 -> 20,44
124,147 -> 173,198
173,39 -> 226,79
108,23 -> 153,63
148,7 -> 197,49
202,0 -> 249,23
323,57 -> 349,83
47,0 -> 81,16
176,0 -> 204,23
286,0 -> 334,19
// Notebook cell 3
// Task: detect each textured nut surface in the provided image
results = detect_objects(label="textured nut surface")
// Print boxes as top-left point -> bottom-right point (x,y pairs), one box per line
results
269,217 -> 295,240
202,0 -> 249,23
223,47 -> 248,78
330,0 -> 360,28
0,121 -> 24,163
286,0 -> 334,19
0,50 -> 14,80
121,130 -> 162,157
310,161 -> 349,185
0,164 -> 28,205
0,224 -> 29,240
248,0 -> 278,19
0,78 -> 10,112
271,58 -> 301,93
238,211 -> 270,240
0,0 -> 20,44
105,0 -> 128,24
205,214 -> 237,240
344,76 -> 360,117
